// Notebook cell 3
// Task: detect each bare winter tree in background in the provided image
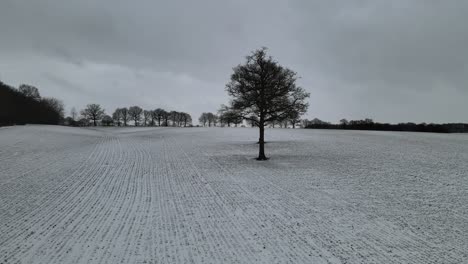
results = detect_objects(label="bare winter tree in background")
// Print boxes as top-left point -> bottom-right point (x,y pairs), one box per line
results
199,113 -> 208,126
288,110 -> 304,128
219,105 -> 243,127
206,112 -> 216,127
212,114 -> 219,127
143,110 -> 151,126
128,106 -> 143,126
148,110 -> 155,126
112,108 -> 123,126
121,107 -> 129,126
170,111 -> 179,126
181,112 -> 192,127
162,110 -> 170,127
153,108 -> 165,126
225,47 -> 309,160
81,104 -> 105,126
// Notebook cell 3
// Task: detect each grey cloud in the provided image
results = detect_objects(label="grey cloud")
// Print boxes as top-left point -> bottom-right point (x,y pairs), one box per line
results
0,0 -> 467,123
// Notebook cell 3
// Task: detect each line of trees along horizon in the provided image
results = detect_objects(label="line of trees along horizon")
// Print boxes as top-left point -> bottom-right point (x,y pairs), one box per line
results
73,104 -> 192,127
2,79 -> 467,133
303,118 -> 468,133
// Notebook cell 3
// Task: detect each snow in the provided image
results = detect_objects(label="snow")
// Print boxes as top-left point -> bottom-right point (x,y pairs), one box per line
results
1,125 -> 467,263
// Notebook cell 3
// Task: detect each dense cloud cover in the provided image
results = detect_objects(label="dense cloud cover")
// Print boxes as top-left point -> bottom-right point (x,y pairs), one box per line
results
1,0 -> 467,123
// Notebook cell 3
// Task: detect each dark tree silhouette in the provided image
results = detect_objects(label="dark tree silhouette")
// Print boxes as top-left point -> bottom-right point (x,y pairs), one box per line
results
199,113 -> 209,127
18,84 -> 41,100
143,110 -> 151,126
149,110 -> 156,126
81,104 -> 105,126
170,111 -> 179,127
205,112 -> 217,127
181,112 -> 192,127
212,114 -> 219,127
121,107 -> 129,126
112,108 -> 123,126
225,48 -> 310,160
304,118 -> 468,133
288,110 -> 303,129
1,81 -> 63,125
42,97 -> 65,121
218,106 -> 242,127
162,110 -> 170,127
153,108 -> 165,126
128,106 -> 143,126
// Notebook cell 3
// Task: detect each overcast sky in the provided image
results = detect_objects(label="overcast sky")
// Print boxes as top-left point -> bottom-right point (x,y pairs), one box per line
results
1,0 -> 467,123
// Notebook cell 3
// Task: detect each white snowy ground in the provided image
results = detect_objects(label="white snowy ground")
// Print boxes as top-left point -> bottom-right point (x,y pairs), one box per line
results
0,125 -> 467,264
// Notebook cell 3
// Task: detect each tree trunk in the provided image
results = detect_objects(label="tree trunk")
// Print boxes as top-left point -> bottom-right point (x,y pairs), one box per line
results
93,118 -> 97,126
257,121 -> 267,160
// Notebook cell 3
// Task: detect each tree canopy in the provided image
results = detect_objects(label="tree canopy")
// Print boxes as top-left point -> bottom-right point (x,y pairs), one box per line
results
81,104 -> 105,126
225,48 -> 310,160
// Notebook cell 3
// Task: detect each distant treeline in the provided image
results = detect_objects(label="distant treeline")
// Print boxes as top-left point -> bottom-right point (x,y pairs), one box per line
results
0,81 -> 64,126
304,118 -> 468,133
71,104 -> 192,127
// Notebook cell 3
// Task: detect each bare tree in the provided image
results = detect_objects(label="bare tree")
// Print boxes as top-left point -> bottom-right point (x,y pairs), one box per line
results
205,112 -> 217,127
162,110 -> 170,127
121,107 -> 129,126
128,106 -> 143,126
153,108 -> 165,126
219,105 -> 243,127
225,48 -> 310,160
288,110 -> 303,129
170,111 -> 179,127
81,104 -> 105,126
199,113 -> 208,127
181,112 -> 192,127
112,108 -> 123,126
149,110 -> 156,126
18,84 -> 41,100
143,110 -> 151,126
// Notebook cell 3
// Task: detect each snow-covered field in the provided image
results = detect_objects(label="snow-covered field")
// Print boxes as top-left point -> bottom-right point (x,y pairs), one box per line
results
1,125 -> 467,264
